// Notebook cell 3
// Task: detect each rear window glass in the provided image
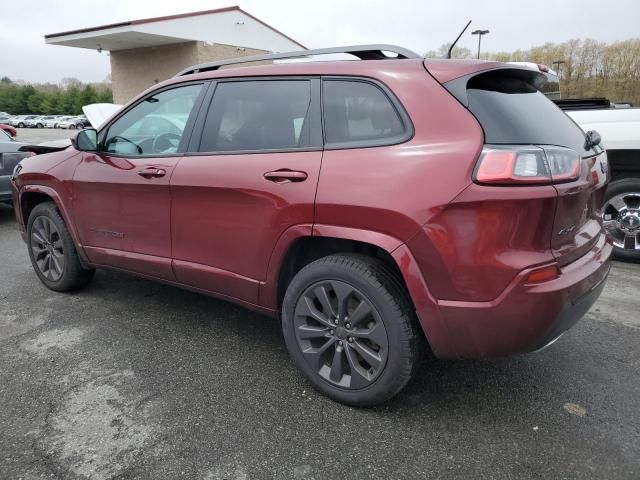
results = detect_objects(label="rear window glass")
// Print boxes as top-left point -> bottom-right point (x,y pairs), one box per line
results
323,80 -> 405,146
464,69 -> 590,155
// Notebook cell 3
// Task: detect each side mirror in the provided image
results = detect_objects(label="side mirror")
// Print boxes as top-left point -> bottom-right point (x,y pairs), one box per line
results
72,128 -> 98,152
584,130 -> 602,150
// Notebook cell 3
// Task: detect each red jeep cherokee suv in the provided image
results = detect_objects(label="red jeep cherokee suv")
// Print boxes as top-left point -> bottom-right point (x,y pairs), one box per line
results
11,46 -> 612,405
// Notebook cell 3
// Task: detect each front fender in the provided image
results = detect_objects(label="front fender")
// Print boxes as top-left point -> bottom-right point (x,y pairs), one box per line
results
18,184 -> 91,267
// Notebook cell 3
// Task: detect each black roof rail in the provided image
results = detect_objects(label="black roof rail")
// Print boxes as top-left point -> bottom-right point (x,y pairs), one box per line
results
175,44 -> 421,76
553,97 -> 612,111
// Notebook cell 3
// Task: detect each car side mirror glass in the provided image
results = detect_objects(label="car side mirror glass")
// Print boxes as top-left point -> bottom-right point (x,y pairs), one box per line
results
74,128 -> 98,152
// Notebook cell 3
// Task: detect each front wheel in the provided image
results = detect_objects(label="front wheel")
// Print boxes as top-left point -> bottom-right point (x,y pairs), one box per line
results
282,254 -> 423,406
27,202 -> 95,291
603,177 -> 640,263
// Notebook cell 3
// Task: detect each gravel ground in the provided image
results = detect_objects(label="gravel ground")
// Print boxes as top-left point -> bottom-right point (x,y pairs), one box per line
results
0,202 -> 639,480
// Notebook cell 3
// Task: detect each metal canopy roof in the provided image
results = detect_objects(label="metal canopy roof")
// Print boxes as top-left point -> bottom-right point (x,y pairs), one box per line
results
45,6 -> 306,52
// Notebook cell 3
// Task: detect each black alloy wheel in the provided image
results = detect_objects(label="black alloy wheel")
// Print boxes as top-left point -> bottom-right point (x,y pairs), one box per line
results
27,202 -> 95,291
282,254 -> 423,406
293,279 -> 389,389
30,215 -> 65,281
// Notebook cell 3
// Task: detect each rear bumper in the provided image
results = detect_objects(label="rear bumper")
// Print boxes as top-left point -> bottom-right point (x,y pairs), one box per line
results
400,233 -> 612,359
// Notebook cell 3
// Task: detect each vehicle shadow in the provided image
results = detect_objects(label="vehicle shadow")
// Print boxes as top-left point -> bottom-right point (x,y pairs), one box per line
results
80,266 -> 587,416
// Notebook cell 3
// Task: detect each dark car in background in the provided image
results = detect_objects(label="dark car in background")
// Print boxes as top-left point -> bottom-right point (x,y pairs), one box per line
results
0,129 -> 29,203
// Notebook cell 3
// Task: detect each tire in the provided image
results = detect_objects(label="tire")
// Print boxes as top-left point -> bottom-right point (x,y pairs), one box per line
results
36,123 -> 43,128
18,122 -> 24,128
603,177 -> 640,263
69,124 -> 76,130
27,202 -> 95,291
282,254 -> 423,406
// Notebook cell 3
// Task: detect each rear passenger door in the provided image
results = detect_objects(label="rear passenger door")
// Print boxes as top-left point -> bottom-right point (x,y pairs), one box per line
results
170,78 -> 322,305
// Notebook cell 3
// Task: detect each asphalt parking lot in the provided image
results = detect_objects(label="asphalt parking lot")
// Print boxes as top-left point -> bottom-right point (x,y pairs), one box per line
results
1,181 -> 640,478
13,127 -> 75,145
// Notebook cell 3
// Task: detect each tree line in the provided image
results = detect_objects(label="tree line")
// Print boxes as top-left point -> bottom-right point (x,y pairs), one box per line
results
0,77 -> 113,116
425,38 -> 640,105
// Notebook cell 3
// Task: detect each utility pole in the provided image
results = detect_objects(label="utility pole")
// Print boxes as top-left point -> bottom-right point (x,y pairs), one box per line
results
471,29 -> 490,59
552,60 -> 566,78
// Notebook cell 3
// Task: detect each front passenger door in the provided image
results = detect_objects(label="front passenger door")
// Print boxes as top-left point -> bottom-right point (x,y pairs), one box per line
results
72,82 -> 205,280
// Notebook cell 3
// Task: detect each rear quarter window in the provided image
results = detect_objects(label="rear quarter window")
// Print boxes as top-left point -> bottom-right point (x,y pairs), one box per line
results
322,79 -> 410,148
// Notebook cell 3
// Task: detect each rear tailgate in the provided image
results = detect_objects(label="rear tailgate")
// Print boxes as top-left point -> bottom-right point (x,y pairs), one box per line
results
436,64 -> 609,266
552,151 -> 609,265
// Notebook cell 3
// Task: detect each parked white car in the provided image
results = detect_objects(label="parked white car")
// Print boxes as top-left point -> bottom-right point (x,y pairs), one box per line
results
563,107 -> 640,261
25,116 -> 56,128
44,116 -> 68,128
58,116 -> 89,130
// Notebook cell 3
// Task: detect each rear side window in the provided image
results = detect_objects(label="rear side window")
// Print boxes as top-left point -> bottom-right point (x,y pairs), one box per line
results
462,69 -> 590,155
322,80 -> 407,147
199,80 -> 312,152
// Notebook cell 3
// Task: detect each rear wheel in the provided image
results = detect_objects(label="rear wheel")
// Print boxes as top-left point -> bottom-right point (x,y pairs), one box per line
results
282,254 -> 423,406
27,202 -> 95,291
603,178 -> 640,263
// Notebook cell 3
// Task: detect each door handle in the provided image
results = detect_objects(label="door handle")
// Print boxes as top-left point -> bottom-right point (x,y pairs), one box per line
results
137,167 -> 166,178
263,169 -> 308,183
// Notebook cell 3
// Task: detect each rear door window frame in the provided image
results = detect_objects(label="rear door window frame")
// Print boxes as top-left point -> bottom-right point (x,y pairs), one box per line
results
321,76 -> 414,150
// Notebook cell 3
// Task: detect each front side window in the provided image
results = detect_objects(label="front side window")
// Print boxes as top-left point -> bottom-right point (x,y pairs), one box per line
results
199,80 -> 312,152
103,83 -> 203,156
322,80 -> 405,146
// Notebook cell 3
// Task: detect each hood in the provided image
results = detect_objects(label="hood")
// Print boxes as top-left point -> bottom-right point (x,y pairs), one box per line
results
82,103 -> 122,129
18,103 -> 122,155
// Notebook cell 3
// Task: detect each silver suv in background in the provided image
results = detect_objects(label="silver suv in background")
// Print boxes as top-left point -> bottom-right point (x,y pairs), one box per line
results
24,116 -> 56,128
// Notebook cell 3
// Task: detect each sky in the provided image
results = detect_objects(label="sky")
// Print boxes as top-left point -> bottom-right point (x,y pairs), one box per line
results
1,0 -> 639,84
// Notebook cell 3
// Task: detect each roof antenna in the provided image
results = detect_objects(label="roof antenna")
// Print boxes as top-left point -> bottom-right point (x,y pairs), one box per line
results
447,20 -> 472,59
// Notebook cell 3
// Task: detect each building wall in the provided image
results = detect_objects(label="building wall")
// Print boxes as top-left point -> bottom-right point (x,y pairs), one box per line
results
110,42 -> 269,104
110,42 -> 200,104
197,42 -> 269,68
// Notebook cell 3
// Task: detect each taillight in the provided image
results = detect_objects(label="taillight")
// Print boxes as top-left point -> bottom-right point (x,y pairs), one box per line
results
474,145 -> 581,185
